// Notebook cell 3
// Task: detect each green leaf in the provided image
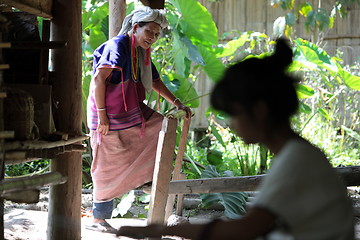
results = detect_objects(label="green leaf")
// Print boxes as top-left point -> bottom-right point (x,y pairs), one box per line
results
197,45 -> 225,82
207,149 -> 223,166
200,166 -> 248,219
170,0 -> 218,46
209,125 -> 226,148
285,12 -> 296,26
299,102 -> 312,114
318,108 -> 331,120
162,75 -> 181,92
296,84 -> 315,99
338,68 -> 360,91
215,33 -> 249,58
341,125 -> 360,142
299,2 -> 313,17
89,28 -> 107,50
315,8 -> 330,31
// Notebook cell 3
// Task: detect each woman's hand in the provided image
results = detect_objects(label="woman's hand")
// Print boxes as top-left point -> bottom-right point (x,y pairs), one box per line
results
175,101 -> 192,119
97,111 -> 110,135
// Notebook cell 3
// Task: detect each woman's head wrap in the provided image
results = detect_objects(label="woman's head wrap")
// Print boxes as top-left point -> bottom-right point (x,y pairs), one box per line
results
118,6 -> 168,93
119,6 -> 168,36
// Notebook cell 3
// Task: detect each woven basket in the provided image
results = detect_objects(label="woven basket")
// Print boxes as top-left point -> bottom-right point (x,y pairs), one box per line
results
4,87 -> 39,140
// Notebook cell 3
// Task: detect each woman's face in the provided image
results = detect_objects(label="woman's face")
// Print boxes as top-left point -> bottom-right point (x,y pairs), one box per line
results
230,102 -> 267,144
133,22 -> 161,49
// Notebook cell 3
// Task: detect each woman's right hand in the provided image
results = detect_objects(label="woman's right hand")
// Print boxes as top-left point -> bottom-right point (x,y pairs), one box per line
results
97,111 -> 110,135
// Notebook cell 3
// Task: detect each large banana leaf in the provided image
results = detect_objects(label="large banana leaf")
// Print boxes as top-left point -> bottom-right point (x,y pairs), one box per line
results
197,45 -> 225,83
200,166 -> 248,219
169,0 -> 218,46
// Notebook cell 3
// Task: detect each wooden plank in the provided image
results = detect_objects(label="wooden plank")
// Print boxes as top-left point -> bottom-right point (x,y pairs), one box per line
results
2,189 -> 39,203
0,65 -> 9,70
147,117 -> 177,225
2,0 -> 52,19
0,41 -> 66,49
164,118 -> 191,220
4,135 -> 89,151
0,131 -> 14,139
0,171 -> 67,194
175,173 -> 186,216
168,166 -> 360,194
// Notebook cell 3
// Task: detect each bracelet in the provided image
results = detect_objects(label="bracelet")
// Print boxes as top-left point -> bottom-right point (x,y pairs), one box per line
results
173,98 -> 180,104
97,108 -> 106,111
197,219 -> 220,240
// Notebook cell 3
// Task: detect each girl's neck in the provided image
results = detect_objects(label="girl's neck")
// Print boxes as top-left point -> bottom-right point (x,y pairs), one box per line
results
264,127 -> 300,155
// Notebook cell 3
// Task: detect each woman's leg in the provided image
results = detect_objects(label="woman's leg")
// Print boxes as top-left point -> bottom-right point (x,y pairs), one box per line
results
92,200 -> 114,222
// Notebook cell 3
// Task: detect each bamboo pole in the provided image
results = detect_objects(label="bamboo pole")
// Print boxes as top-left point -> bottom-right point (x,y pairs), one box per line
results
109,0 -> 126,39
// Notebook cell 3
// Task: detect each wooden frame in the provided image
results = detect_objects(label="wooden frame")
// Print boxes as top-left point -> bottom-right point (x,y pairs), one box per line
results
2,0 -> 52,19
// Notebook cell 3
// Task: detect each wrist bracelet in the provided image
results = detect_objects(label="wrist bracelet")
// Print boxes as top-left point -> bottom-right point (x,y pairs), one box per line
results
173,98 -> 180,104
197,219 -> 220,240
97,108 -> 106,111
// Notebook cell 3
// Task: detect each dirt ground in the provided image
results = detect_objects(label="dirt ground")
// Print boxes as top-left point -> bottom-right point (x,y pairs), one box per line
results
3,189 -> 360,240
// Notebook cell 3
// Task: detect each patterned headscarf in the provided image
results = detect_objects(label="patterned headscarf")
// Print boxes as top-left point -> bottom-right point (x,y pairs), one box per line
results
118,6 -> 168,93
119,6 -> 168,36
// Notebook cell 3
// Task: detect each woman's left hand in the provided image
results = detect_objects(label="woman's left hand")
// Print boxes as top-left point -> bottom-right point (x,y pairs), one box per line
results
176,102 -> 192,119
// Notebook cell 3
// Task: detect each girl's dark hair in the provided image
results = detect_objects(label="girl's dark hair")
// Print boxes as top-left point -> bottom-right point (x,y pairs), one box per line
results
211,38 -> 299,126
137,22 -> 148,27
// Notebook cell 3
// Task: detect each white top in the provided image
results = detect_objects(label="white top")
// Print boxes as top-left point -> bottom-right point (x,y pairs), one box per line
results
254,139 -> 354,240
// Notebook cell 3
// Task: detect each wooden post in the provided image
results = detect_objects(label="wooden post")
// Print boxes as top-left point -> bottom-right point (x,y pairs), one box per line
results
147,117 -> 177,225
109,0 -> 126,39
47,0 -> 82,239
165,118 -> 191,220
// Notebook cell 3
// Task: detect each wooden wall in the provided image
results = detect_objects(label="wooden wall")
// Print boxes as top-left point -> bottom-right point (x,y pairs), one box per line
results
192,0 -> 360,129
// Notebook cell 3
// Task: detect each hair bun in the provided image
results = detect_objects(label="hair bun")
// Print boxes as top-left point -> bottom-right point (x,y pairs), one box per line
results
271,38 -> 293,70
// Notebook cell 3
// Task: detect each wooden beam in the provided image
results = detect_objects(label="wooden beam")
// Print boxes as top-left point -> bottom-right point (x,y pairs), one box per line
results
2,189 -> 40,203
4,135 -> 88,151
147,117 -> 177,225
167,166 -> 360,194
0,171 -> 67,194
2,0 -> 53,19
0,41 -> 67,49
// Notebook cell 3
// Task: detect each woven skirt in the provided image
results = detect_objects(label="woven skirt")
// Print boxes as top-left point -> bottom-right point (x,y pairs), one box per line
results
90,111 -> 163,202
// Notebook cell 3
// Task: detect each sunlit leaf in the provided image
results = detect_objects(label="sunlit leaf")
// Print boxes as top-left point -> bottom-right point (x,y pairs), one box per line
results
299,102 -> 312,114
170,0 -> 218,46
299,2 -> 312,17
215,33 -> 249,58
210,125 -> 226,148
318,108 -> 331,120
338,68 -> 360,91
273,16 -> 286,38
198,45 -> 226,83
296,84 -> 315,98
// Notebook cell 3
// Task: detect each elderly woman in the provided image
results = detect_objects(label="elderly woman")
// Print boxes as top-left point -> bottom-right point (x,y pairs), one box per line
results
86,6 -> 191,233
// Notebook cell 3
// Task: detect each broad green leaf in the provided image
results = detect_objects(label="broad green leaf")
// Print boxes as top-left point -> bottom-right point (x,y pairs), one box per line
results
215,33 -> 249,58
197,45 -> 225,83
178,35 -> 205,65
170,0 -> 218,46
299,2 -> 313,16
200,166 -> 248,218
296,84 -> 315,99
315,8 -> 330,31
89,28 -> 107,50
171,75 -> 200,108
338,68 -> 360,91
162,75 -> 181,92
285,12 -> 296,26
207,149 -> 223,166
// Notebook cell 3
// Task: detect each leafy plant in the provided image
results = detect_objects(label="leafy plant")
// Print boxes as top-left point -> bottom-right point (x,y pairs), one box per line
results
200,166 -> 248,219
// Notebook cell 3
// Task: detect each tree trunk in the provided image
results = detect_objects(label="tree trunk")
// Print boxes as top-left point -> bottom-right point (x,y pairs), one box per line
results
47,0 -> 82,239
109,0 -> 126,39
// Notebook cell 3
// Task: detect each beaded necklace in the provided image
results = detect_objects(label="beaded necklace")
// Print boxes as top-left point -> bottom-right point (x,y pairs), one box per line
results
131,34 -> 139,82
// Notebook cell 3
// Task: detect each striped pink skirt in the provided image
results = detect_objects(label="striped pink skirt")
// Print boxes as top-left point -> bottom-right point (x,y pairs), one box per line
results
90,112 -> 163,202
